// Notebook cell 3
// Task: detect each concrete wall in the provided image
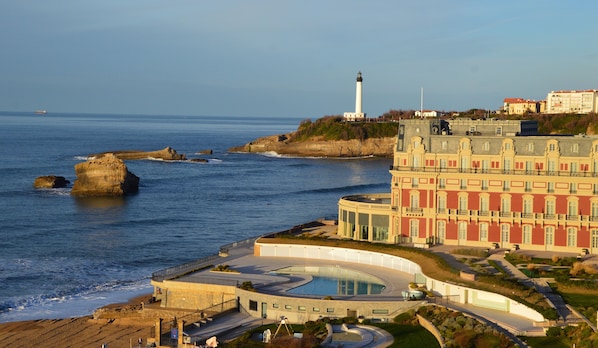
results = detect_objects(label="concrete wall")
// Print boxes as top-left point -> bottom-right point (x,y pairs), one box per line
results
235,287 -> 421,324
255,242 -> 545,322
151,279 -> 236,310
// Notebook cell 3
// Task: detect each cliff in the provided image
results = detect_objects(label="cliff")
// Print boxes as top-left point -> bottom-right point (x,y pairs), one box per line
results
71,154 -> 139,197
90,146 -> 186,161
229,133 -> 396,157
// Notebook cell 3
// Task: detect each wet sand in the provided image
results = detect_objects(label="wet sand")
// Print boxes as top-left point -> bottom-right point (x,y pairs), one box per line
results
0,294 -> 156,348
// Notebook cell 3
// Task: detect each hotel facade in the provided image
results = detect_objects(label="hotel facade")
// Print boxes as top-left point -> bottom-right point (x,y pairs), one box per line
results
338,118 -> 598,254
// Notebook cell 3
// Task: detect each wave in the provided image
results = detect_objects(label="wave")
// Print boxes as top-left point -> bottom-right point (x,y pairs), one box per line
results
257,151 -> 376,160
294,182 -> 388,195
0,277 -> 151,322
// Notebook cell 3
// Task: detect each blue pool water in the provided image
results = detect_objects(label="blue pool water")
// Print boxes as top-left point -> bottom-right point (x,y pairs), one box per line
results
275,266 -> 386,296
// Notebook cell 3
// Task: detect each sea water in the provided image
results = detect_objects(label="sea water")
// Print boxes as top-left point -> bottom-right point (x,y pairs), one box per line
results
0,112 -> 392,322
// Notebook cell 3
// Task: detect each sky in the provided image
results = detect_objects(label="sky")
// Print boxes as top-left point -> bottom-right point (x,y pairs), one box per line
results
1,1 -> 597,118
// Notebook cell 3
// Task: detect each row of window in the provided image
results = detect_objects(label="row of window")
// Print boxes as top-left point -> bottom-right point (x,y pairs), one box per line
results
428,221 -> 598,248
248,300 -> 390,315
417,193 -> 593,217
411,157 -> 596,174
413,178 -> 594,194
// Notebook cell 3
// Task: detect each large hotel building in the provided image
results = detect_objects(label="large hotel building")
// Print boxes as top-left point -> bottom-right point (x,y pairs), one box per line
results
338,118 -> 598,254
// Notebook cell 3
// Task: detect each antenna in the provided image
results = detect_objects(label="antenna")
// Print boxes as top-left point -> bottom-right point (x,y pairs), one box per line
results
420,87 -> 424,119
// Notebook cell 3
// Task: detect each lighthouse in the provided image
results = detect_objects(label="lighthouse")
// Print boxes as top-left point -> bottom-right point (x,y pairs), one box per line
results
344,71 -> 366,121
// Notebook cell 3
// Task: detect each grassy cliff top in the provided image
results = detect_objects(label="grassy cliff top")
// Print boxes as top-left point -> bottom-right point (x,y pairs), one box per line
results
291,116 -> 399,141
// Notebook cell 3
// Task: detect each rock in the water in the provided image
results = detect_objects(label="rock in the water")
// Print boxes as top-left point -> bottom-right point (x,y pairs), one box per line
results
71,154 -> 139,197
33,175 -> 70,188
196,149 -> 213,155
90,146 -> 186,161
189,158 -> 208,163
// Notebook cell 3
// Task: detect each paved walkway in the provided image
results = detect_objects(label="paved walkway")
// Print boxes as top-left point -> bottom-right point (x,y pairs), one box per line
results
487,251 -> 574,322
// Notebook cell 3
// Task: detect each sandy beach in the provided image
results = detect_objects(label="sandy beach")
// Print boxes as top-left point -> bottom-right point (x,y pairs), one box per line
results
0,294 -> 156,348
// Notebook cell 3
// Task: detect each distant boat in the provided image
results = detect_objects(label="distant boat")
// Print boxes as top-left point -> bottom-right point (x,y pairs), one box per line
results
35,110 -> 47,115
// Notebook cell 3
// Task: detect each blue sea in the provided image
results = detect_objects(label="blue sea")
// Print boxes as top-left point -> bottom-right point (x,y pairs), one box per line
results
0,111 -> 391,323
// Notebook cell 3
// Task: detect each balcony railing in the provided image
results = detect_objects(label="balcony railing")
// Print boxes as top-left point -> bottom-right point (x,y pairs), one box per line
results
389,165 -> 596,178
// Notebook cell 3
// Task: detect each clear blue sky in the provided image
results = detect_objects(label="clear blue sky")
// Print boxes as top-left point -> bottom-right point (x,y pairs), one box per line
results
1,1 -> 597,118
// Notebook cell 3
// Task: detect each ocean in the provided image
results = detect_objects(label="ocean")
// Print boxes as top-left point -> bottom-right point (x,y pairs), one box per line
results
0,111 -> 391,323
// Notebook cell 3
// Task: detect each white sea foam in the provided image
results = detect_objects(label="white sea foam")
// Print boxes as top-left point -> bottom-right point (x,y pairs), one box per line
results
0,280 -> 152,323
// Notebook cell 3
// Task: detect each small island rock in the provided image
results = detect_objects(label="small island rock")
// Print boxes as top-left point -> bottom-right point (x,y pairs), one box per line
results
33,175 -> 70,189
71,154 -> 139,197
89,146 -> 186,161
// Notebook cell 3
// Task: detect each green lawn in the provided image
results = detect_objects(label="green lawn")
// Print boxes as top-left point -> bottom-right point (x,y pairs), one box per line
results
372,323 -> 440,348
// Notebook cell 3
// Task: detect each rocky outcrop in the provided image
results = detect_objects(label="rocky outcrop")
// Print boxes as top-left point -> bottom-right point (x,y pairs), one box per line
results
71,154 -> 139,197
229,134 -> 395,157
33,175 -> 70,189
90,147 -> 186,161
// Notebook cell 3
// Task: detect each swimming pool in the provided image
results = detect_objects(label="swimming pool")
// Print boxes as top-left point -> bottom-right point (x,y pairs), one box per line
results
273,266 -> 386,296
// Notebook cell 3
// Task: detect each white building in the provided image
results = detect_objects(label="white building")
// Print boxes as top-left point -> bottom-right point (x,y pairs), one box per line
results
414,110 -> 441,118
344,72 -> 366,121
546,90 -> 598,114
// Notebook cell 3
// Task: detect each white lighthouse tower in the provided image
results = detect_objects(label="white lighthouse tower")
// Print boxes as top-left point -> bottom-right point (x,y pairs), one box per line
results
344,71 -> 366,121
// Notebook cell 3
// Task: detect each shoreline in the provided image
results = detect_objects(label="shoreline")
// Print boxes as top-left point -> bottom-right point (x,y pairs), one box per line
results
0,293 -> 156,348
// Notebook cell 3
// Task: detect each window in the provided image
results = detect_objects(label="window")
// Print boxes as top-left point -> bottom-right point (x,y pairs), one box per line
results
592,202 -> 598,221
439,178 -> 446,189
483,142 -> 490,151
592,230 -> 598,249
312,307 -> 320,312
545,227 -> 554,246
410,220 -> 418,238
570,183 -> 577,194
460,179 -> 467,190
272,303 -> 279,308
481,180 -> 489,191
481,160 -> 489,173
503,159 -> 512,173
501,197 -> 511,216
437,195 -> 446,213
458,222 -> 467,241
410,192 -> 419,209
501,224 -> 510,244
568,200 -> 578,219
567,228 -> 577,247
480,196 -> 489,215
571,163 -> 578,175
545,200 -> 556,218
441,141 -> 447,150
411,177 -> 418,188
523,198 -> 533,218
525,161 -> 533,174
503,180 -> 510,191
549,143 -> 556,151
505,143 -> 511,151
458,195 -> 468,214
527,143 -> 534,152
523,225 -> 532,244
572,143 -> 579,153
439,159 -> 447,171
249,300 -> 258,311
327,308 -> 335,313
496,127 -> 502,136
479,223 -> 488,242
437,221 -> 446,243
547,182 -> 555,193
285,305 -> 292,310
298,306 -> 306,311
525,181 -> 532,192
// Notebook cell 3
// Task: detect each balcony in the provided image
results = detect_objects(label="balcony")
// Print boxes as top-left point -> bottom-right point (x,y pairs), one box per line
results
389,165 -> 594,178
